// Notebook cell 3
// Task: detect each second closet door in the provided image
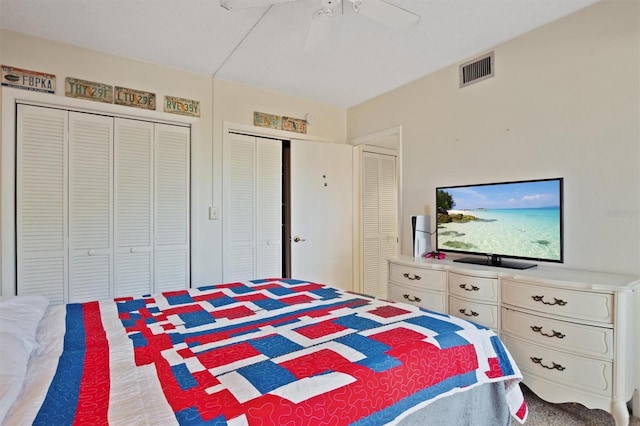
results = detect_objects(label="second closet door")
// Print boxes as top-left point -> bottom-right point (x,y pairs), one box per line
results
223,133 -> 282,281
114,119 -> 154,297
68,112 -> 114,302
255,137 -> 282,278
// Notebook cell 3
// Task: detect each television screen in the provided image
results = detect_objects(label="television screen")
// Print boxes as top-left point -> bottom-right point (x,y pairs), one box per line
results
435,178 -> 563,269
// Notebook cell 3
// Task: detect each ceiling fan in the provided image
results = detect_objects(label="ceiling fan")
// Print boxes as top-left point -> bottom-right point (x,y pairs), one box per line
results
219,0 -> 420,50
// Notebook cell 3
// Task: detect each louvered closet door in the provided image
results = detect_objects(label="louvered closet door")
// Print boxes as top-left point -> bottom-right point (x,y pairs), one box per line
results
16,105 -> 68,304
256,138 -> 282,277
154,123 -> 190,292
68,112 -> 114,302
363,153 -> 381,296
223,133 -> 257,281
114,119 -> 154,297
362,151 -> 397,298
378,154 -> 397,294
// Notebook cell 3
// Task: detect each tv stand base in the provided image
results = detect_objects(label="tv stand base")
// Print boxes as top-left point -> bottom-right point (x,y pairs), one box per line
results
453,255 -> 537,270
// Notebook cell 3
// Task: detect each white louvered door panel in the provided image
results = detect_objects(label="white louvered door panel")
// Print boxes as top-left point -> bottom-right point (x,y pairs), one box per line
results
114,119 -> 154,297
16,105 -> 68,304
256,138 -> 282,278
378,154 -> 397,298
154,123 -> 190,292
362,153 -> 381,297
68,112 -> 114,302
362,151 -> 397,298
223,133 -> 256,281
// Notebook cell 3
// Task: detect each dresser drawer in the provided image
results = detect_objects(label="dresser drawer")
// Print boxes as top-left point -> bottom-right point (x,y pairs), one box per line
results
448,272 -> 498,302
502,335 -> 613,396
388,281 -> 447,313
449,295 -> 498,329
388,263 -> 447,291
501,280 -> 614,323
501,308 -> 613,359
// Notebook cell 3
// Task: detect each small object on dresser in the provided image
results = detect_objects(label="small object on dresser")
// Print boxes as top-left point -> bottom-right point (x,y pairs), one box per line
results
425,251 -> 445,259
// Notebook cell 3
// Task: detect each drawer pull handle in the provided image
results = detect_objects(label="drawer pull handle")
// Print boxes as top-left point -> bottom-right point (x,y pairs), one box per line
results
458,308 -> 479,317
532,295 -> 567,306
530,357 -> 566,371
459,283 -> 479,292
530,326 -> 566,339
403,273 -> 421,281
403,294 -> 421,303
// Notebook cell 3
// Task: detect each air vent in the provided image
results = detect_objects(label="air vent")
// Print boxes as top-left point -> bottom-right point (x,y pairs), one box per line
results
459,52 -> 494,88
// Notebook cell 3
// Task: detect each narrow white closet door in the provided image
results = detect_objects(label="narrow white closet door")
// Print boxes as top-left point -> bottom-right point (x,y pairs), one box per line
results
362,151 -> 397,298
223,133 -> 257,281
362,152 -> 381,297
114,118 -> 154,297
378,153 -> 398,297
154,123 -> 190,292
68,112 -> 114,302
16,105 -> 68,304
256,138 -> 282,277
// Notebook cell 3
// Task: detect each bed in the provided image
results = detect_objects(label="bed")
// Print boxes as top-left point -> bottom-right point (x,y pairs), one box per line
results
1,278 -> 528,425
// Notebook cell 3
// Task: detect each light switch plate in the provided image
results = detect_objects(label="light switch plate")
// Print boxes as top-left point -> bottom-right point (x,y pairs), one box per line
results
209,206 -> 219,220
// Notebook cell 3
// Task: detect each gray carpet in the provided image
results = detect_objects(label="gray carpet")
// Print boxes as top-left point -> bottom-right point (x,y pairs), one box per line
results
514,385 -> 640,426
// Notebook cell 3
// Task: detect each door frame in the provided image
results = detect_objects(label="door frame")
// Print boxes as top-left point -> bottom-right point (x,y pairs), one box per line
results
222,122 -> 334,144
349,125 -> 402,294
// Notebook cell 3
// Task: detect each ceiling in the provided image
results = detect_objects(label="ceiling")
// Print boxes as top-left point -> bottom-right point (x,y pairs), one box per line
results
0,0 -> 599,108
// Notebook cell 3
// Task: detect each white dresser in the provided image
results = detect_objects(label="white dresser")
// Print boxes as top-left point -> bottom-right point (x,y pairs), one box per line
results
387,255 -> 639,426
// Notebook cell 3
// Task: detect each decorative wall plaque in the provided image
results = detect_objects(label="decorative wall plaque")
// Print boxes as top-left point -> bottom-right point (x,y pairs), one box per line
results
282,116 -> 307,134
164,95 -> 200,117
65,77 -> 113,103
254,111 -> 281,129
115,86 -> 156,110
1,65 -> 55,93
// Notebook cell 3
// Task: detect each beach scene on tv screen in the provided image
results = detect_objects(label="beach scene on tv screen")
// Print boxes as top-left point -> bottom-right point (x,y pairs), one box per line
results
436,180 -> 562,261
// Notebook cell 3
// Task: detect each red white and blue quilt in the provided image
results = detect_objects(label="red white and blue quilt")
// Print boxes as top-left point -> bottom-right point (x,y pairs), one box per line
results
14,279 -> 527,425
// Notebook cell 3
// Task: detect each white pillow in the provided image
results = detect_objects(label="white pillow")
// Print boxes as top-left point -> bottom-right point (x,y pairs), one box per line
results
0,295 -> 49,423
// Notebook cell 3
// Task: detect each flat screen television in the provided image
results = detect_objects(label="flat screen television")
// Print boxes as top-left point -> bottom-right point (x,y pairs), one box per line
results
435,178 -> 563,269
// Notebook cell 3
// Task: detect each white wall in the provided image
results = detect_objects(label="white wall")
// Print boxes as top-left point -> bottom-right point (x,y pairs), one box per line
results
0,30 -> 347,294
347,0 -> 640,276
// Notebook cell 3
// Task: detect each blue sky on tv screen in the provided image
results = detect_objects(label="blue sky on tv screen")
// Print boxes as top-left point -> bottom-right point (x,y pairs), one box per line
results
441,180 -> 561,210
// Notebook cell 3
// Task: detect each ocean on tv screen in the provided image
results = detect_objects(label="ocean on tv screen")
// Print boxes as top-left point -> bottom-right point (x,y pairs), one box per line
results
437,207 -> 561,260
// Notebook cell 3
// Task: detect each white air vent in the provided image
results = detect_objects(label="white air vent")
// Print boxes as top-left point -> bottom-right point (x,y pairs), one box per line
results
459,52 -> 494,88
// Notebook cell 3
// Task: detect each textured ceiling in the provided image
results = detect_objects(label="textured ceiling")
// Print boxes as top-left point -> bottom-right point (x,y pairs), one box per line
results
0,0 -> 600,107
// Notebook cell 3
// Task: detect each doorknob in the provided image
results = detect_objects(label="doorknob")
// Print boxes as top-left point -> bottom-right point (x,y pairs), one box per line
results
292,236 -> 306,242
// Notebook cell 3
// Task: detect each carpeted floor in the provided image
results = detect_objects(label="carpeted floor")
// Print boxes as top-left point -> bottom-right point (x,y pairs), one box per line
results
514,385 -> 640,426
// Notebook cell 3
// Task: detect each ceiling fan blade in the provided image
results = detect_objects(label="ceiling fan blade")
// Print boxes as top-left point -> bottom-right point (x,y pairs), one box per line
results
352,0 -> 420,30
220,0 -> 296,11
304,9 -> 333,50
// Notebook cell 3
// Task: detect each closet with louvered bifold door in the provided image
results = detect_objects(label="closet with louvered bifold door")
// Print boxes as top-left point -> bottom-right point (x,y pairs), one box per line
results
16,104 -> 190,304
362,149 -> 398,299
222,133 -> 282,281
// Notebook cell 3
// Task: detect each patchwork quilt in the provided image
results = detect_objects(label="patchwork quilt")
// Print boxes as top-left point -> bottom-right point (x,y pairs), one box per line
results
11,279 -> 527,425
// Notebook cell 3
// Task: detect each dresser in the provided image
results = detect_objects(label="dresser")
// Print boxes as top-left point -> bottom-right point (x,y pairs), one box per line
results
387,255 -> 639,426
